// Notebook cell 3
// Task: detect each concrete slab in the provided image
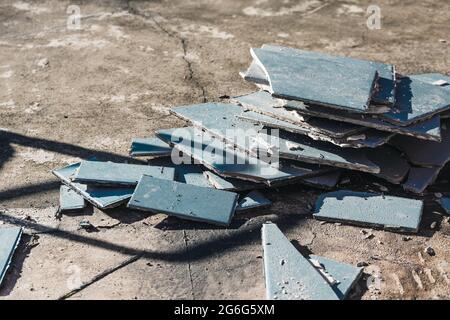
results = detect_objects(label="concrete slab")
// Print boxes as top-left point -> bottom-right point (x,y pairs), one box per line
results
251,48 -> 378,113
285,97 -> 442,141
156,127 -> 331,185
314,190 -> 423,233
260,44 -> 395,106
129,137 -> 172,157
261,222 -> 339,300
309,255 -> 363,300
0,226 -> 22,286
390,119 -> 450,167
59,185 -> 86,212
73,161 -> 175,186
171,102 -> 381,173
53,163 -> 134,209
128,175 -> 239,226
236,191 -> 272,211
403,166 -> 441,194
380,76 -> 450,125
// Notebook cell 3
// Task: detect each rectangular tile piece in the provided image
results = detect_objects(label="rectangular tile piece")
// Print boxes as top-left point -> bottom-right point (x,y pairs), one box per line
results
314,190 -> 423,232
379,76 -> 450,125
261,223 -> 339,300
251,47 -> 378,113
309,255 -> 363,300
410,73 -> 450,88
260,44 -> 395,105
128,175 -> 239,226
236,190 -> 272,211
175,164 -> 211,188
156,127 -> 330,185
284,96 -> 441,141
403,166 -> 441,194
59,185 -> 86,211
53,163 -> 135,209
301,170 -> 342,189
73,161 -> 175,186
130,137 -> 172,157
171,102 -> 380,173
0,226 -> 22,286
390,120 -> 450,167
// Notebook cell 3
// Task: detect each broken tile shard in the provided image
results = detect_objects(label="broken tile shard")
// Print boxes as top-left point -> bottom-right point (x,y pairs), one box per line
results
261,223 -> 339,300
380,76 -> 450,125
390,120 -> 450,167
236,190 -> 272,211
53,163 -> 135,209
409,73 -> 450,89
171,102 -> 381,173
438,197 -> 450,214
0,226 -> 22,286
175,164 -> 211,188
127,175 -> 239,226
403,166 -> 441,194
156,127 -> 332,185
73,161 -> 175,186
314,190 -> 423,232
59,185 -> 86,212
130,137 -> 172,157
204,171 -> 263,191
251,47 -> 379,112
309,255 -> 363,300
259,44 -> 396,106
284,96 -> 442,142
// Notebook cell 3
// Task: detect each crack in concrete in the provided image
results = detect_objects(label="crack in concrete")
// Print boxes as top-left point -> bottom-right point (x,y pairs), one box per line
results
182,230 -> 195,300
57,251 -> 144,300
126,5 -> 207,103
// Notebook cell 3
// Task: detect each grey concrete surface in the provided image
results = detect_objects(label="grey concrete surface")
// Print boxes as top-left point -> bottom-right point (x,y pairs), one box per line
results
0,0 -> 449,299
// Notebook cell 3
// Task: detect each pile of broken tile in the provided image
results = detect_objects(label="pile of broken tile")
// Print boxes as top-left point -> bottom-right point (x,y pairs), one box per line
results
20,44 -> 449,299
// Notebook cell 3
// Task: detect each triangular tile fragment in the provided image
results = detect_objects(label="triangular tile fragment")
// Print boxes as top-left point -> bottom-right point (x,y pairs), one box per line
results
0,226 -> 22,286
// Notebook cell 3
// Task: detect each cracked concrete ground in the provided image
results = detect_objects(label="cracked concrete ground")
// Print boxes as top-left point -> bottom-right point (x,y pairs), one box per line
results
0,0 -> 449,300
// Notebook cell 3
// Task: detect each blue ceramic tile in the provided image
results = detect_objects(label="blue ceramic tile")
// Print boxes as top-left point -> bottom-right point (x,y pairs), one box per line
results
127,175 -> 238,226
59,185 -> 86,211
438,197 -> 450,214
260,44 -> 395,105
0,226 -> 22,286
390,119 -> 450,167
251,47 -> 378,112
175,164 -> 211,188
309,255 -> 363,300
380,76 -> 450,125
410,73 -> 450,89
130,137 -> 172,157
156,127 -> 330,186
171,102 -> 380,173
236,190 -> 272,211
53,163 -> 135,209
314,190 -> 423,232
262,223 -> 339,300
203,171 -> 264,191
237,109 -> 393,148
285,95 -> 442,142
73,161 -> 175,186
403,166 -> 441,194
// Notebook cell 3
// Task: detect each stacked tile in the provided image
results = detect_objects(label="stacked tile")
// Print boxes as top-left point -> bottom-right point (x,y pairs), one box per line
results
238,44 -> 450,193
